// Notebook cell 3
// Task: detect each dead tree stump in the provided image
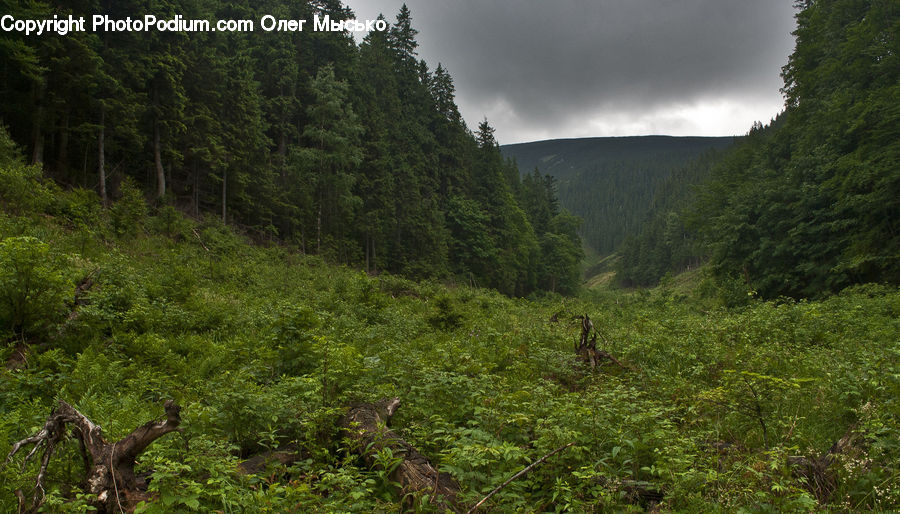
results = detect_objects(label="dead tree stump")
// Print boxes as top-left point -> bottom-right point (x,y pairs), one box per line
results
5,400 -> 182,513
788,424 -> 861,504
342,397 -> 460,511
574,314 -> 626,369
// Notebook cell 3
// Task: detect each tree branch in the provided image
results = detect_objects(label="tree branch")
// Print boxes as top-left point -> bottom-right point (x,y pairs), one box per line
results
467,442 -> 574,513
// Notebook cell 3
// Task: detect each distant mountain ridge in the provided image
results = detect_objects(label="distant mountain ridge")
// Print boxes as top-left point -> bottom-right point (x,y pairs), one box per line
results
501,135 -> 735,254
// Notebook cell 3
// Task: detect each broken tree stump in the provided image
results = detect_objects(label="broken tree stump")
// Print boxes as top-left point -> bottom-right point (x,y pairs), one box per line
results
342,397 -> 460,511
788,424 -> 861,504
574,314 -> 627,370
4,399 -> 182,513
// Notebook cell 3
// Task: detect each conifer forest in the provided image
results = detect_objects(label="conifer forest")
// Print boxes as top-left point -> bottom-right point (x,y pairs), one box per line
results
0,0 -> 898,512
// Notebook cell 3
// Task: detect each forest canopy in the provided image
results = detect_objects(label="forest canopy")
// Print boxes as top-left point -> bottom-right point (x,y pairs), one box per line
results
615,0 -> 899,298
0,0 -> 582,296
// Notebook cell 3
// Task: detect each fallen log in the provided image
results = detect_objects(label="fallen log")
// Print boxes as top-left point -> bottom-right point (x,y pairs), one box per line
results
238,444 -> 302,475
4,400 -> 182,513
342,397 -> 460,511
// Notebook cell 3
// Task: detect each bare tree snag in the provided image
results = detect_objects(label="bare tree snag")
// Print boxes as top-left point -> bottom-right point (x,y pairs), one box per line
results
574,314 -> 627,370
5,400 -> 182,513
7,272 -> 97,371
342,398 -> 460,511
42,270 -> 99,348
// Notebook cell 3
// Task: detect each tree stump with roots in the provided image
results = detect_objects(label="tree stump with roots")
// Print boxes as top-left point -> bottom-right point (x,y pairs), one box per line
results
574,314 -> 627,370
4,400 -> 182,513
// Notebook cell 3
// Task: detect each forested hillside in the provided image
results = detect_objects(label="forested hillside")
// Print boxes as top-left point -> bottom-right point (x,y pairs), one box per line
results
501,136 -> 734,254
0,0 -> 581,296
2,136 -> 899,512
619,0 -> 899,297
616,149 -> 727,287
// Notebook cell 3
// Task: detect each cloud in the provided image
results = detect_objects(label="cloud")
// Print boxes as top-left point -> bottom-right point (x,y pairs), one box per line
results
347,0 -> 797,143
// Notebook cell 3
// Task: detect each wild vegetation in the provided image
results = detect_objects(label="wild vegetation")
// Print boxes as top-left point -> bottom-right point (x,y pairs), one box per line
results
1,136 -> 899,512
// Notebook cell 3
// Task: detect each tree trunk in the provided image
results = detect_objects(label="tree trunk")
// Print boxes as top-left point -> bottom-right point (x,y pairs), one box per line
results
57,110 -> 69,176
317,199 -> 322,254
192,160 -> 199,217
153,120 -> 165,199
5,400 -> 182,513
278,132 -> 287,181
343,398 -> 460,511
221,169 -> 227,223
31,84 -> 44,165
98,108 -> 107,207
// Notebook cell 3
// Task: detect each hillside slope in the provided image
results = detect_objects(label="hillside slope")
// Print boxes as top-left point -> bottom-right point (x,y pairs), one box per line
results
502,136 -> 734,254
2,158 -> 899,511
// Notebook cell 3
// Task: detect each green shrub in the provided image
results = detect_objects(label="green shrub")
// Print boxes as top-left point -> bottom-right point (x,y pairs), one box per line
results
0,123 -> 21,168
110,177 -> 148,237
56,188 -> 102,228
0,236 -> 71,339
0,162 -> 58,215
148,204 -> 192,240
427,295 -> 463,330
273,305 -> 321,376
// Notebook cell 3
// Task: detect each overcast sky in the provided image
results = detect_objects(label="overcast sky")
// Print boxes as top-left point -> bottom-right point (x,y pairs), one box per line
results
346,0 -> 798,145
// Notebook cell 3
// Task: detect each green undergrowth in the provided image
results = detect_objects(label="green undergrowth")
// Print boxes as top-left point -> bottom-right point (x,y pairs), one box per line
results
1,165 -> 898,512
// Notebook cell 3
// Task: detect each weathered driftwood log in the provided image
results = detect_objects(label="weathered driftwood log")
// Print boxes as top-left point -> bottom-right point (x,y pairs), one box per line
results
342,398 -> 460,511
5,400 -> 182,513
574,314 -> 627,369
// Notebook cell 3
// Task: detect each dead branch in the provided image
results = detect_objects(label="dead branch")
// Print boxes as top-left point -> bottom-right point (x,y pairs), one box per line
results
467,442 -> 574,513
192,228 -> 210,252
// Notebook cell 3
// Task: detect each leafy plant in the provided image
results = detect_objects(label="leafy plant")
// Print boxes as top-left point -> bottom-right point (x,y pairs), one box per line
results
109,177 -> 148,238
0,236 -> 71,339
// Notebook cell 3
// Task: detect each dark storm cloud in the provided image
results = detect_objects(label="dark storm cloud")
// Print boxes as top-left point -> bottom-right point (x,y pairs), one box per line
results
347,0 -> 797,143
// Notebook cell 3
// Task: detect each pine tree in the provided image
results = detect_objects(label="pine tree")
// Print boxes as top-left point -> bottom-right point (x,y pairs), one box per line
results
293,64 -> 363,259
